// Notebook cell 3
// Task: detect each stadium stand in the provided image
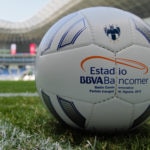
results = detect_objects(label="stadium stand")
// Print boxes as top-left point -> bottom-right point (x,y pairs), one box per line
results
0,0 -> 149,80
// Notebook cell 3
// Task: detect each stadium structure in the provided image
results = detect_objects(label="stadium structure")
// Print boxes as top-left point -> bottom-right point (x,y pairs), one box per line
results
0,0 -> 150,80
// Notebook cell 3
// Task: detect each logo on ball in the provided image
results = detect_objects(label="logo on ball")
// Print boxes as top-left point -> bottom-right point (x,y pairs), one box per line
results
104,25 -> 120,40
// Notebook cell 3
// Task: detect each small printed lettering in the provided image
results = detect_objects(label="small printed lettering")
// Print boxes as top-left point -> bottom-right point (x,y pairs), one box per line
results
80,65 -> 149,95
118,78 -> 148,85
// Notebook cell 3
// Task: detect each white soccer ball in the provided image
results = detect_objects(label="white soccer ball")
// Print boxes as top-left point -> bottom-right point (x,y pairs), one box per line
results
36,7 -> 150,132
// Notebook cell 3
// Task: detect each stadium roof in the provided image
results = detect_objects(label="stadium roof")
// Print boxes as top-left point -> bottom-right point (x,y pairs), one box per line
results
0,0 -> 149,44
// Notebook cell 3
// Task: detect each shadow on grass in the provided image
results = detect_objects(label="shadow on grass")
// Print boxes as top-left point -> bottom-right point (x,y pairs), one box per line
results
41,117 -> 150,148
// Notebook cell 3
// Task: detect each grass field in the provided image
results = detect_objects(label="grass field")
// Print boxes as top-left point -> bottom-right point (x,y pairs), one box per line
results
0,81 -> 37,93
0,81 -> 150,149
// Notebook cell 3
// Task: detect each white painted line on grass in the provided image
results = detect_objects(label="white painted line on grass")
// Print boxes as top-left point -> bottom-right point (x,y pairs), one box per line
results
0,93 -> 39,97
0,120 -> 63,149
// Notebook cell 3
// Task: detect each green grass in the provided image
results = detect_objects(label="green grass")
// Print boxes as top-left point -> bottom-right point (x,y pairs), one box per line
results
0,97 -> 150,149
0,81 -> 36,93
0,81 -> 150,149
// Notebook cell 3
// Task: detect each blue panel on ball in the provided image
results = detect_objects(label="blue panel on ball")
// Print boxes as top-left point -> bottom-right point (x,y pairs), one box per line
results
57,18 -> 86,50
41,90 -> 66,125
40,13 -> 77,55
57,95 -> 86,128
131,105 -> 150,129
133,19 -> 150,43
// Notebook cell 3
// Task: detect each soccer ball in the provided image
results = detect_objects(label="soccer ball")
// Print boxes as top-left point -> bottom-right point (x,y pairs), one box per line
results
36,7 -> 150,132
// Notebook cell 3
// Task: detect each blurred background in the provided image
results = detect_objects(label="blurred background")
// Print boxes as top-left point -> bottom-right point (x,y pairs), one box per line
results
0,0 -> 149,81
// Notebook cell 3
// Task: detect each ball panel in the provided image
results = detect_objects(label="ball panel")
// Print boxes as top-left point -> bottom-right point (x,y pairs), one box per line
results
131,15 -> 150,47
57,95 -> 94,129
116,45 -> 150,103
40,13 -> 92,55
80,7 -> 133,52
131,102 -> 150,129
40,90 -> 66,125
40,91 -> 94,129
37,45 -> 116,103
56,18 -> 87,50
41,90 -> 82,128
39,13 -> 77,55
57,95 -> 86,128
87,97 -> 133,131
